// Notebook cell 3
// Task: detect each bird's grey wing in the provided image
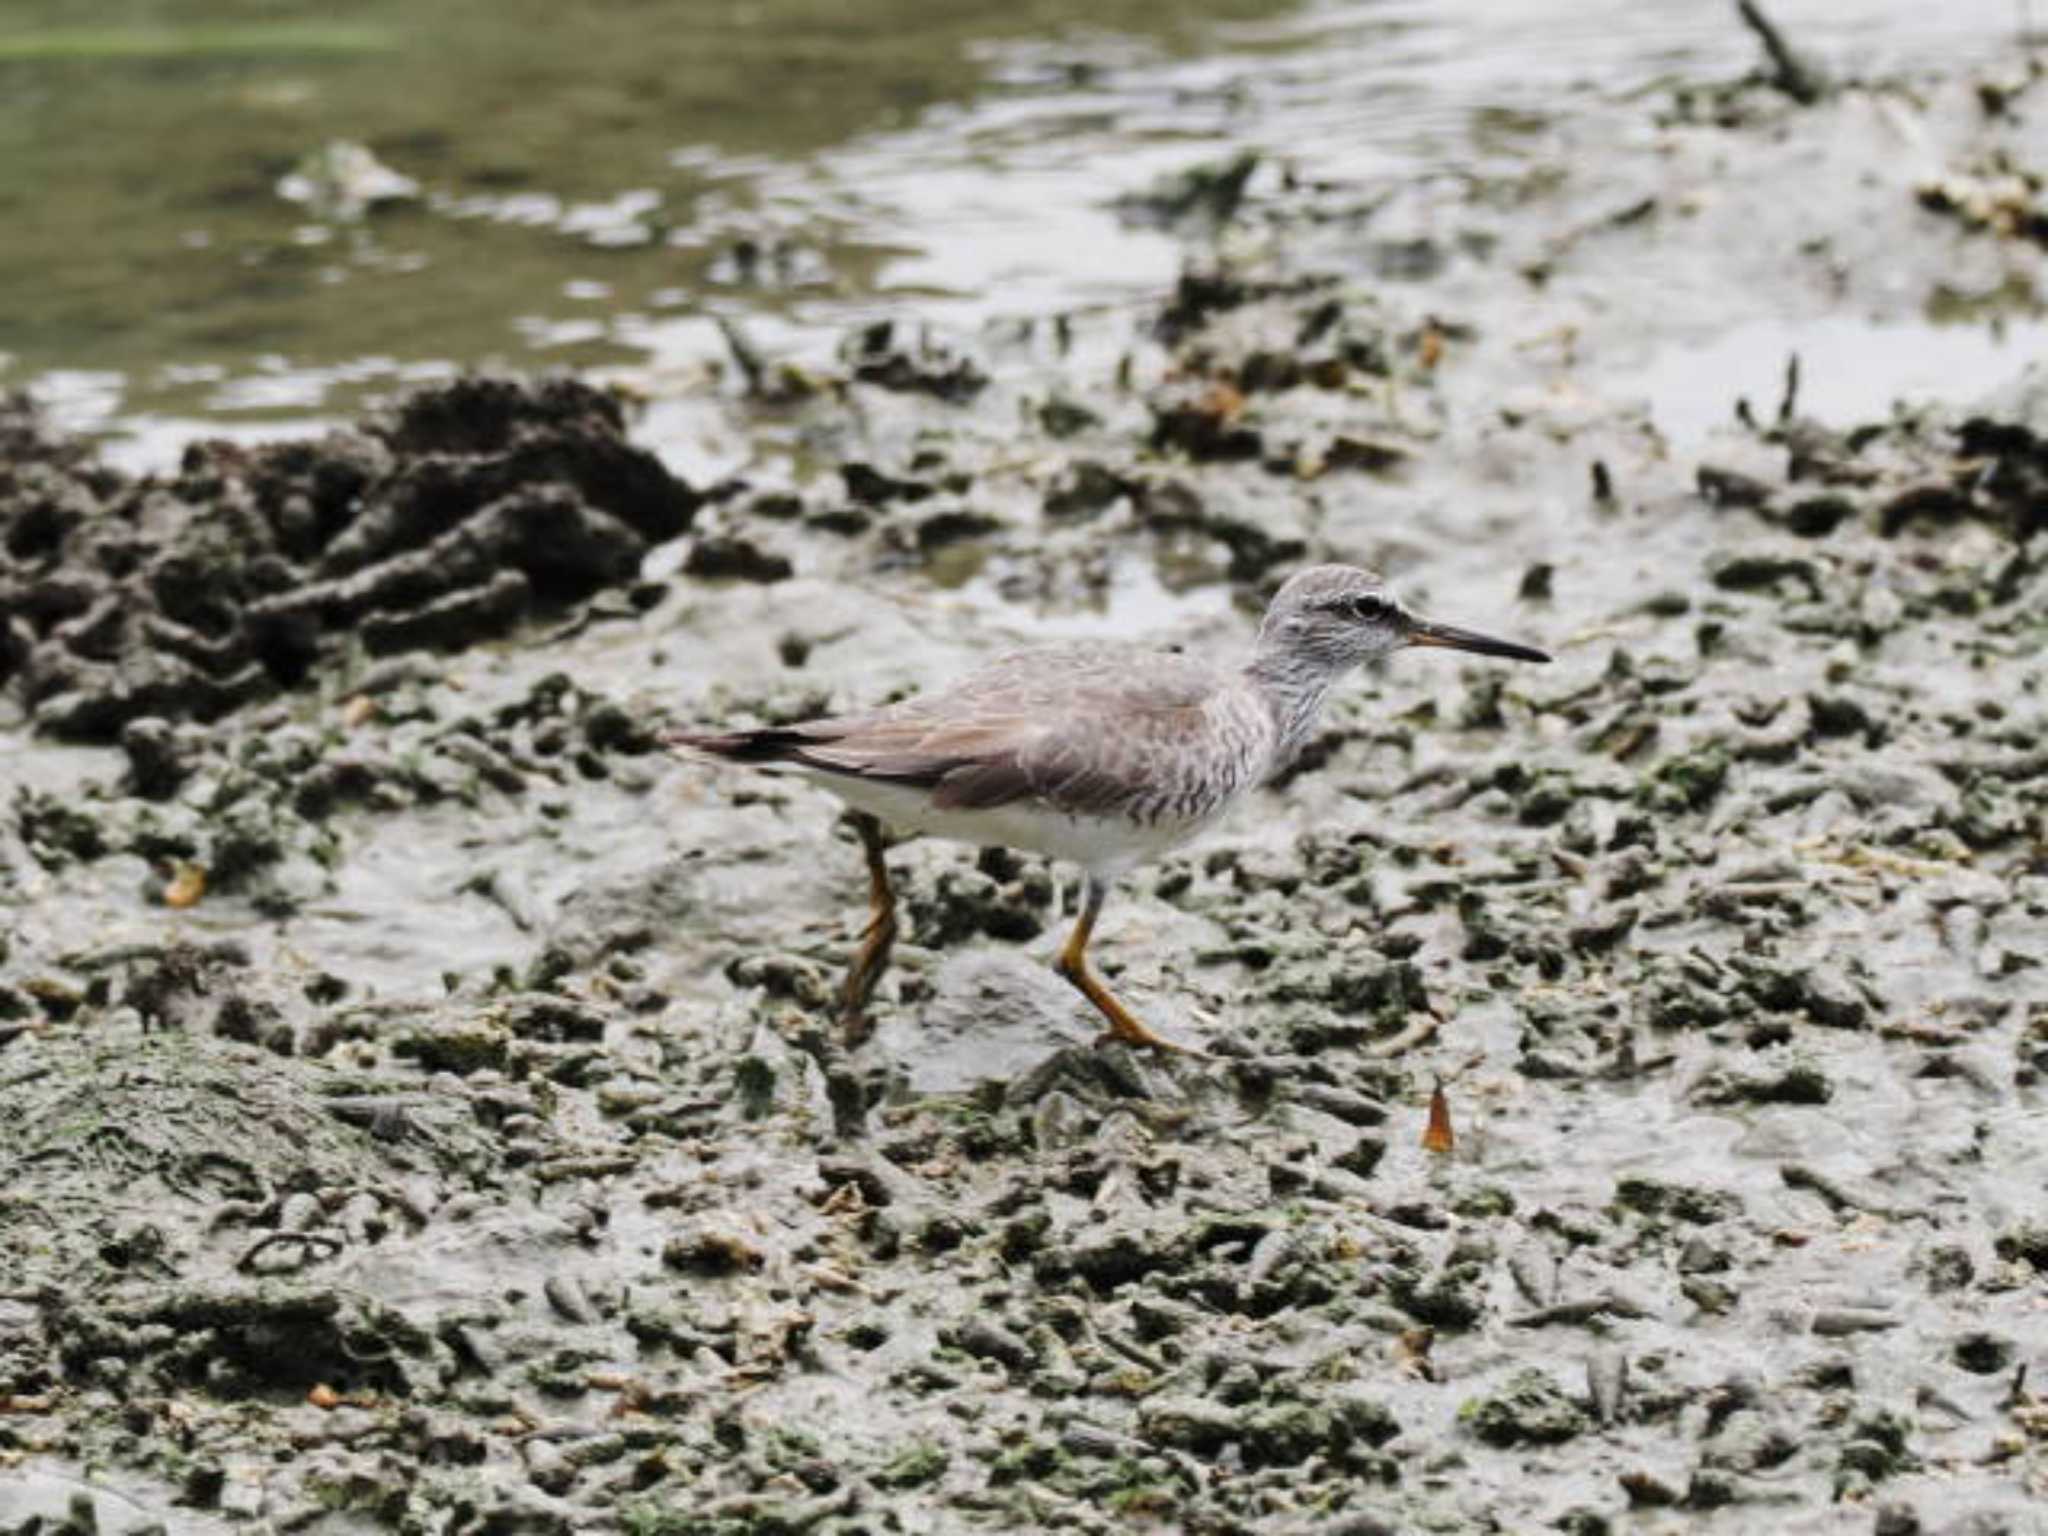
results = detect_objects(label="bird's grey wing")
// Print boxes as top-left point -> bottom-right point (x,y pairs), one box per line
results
800,707 -> 1155,817
708,644 -> 1227,816
793,710 -> 1042,791
926,724 -> 1133,815
930,656 -> 1230,816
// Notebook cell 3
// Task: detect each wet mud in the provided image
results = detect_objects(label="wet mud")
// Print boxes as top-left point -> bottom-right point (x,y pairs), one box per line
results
5,41 -> 2048,1536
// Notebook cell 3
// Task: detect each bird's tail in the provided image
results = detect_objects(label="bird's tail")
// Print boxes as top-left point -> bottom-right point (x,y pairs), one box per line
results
664,726 -> 816,765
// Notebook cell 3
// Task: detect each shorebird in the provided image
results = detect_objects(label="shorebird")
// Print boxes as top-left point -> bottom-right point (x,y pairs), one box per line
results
671,565 -> 1548,1053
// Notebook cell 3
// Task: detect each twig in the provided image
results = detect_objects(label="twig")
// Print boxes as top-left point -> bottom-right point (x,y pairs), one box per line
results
1777,351 -> 1801,423
1363,1010 -> 1440,1058
1736,0 -> 1826,104
715,315 -> 768,398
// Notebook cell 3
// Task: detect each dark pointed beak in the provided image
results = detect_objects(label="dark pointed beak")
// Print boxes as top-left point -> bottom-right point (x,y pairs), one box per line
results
1405,617 -> 1551,663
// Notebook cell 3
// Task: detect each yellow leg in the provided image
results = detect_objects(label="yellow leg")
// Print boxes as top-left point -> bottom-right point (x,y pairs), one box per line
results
838,813 -> 897,1048
1053,879 -> 1201,1055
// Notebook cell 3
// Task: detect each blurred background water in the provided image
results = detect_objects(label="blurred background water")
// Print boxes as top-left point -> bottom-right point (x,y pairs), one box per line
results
0,0 -> 2030,461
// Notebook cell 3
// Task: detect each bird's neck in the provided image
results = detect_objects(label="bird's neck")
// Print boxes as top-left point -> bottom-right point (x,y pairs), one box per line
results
1243,654 -> 1342,772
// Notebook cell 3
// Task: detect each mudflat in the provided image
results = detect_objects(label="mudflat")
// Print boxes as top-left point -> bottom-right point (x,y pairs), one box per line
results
3,19 -> 2046,1535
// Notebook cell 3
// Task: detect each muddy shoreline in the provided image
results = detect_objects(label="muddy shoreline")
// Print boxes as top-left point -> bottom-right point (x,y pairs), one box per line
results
6,38 -> 2048,1536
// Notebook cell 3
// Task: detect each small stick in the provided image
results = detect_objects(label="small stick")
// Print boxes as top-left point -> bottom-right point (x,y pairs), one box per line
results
1364,1010 -> 1440,1058
715,316 -> 768,398
1735,0 -> 1826,104
1777,351 -> 1802,424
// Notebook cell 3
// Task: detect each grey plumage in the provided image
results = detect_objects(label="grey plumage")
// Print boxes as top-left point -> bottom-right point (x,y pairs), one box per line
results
671,563 -> 1550,1052
676,564 -> 1546,837
681,644 -> 1269,825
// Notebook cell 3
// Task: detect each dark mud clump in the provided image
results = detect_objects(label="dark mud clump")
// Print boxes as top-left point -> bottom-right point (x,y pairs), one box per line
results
4,664 -> 668,921
0,377 -> 700,742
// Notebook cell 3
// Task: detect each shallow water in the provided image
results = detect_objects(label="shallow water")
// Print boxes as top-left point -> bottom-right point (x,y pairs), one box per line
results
2,0 -> 2031,465
1629,310 -> 2048,445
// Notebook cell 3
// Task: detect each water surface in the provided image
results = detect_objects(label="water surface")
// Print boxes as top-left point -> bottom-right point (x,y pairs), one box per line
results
2,0 -> 2028,460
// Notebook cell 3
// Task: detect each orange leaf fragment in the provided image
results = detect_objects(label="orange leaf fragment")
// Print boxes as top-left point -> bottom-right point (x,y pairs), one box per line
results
1421,1082 -> 1455,1155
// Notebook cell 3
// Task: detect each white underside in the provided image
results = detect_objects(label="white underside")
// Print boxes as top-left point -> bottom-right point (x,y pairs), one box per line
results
801,770 -> 1202,879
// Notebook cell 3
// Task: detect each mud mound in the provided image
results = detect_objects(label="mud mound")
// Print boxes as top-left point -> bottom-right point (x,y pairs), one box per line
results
0,1028 -> 482,1301
0,377 -> 700,742
0,1004 -> 583,1433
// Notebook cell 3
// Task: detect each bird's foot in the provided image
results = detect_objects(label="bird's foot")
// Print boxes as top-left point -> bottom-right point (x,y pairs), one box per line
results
1091,1019 -> 1212,1061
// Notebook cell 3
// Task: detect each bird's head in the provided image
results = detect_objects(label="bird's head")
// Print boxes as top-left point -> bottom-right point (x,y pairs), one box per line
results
1255,564 -> 1551,676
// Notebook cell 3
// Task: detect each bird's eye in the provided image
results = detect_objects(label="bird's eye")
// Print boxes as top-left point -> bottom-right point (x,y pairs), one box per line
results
1348,594 -> 1390,622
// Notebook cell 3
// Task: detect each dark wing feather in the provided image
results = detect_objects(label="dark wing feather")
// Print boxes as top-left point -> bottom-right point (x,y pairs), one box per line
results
665,726 -> 827,763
